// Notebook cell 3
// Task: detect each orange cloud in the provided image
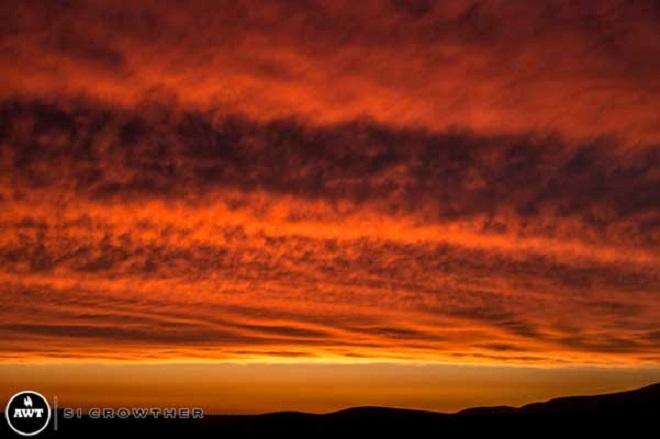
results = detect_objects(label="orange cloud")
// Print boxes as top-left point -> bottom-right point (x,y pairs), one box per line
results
1,0 -> 660,142
0,98 -> 658,365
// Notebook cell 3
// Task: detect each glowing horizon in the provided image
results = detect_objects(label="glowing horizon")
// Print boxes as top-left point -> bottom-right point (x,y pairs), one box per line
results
1,362 -> 659,414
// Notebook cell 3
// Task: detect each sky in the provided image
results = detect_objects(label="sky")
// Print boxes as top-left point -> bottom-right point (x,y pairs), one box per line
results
0,0 -> 659,413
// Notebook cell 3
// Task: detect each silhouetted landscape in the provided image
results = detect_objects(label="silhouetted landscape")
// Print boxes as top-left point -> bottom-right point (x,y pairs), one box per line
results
3,383 -> 658,438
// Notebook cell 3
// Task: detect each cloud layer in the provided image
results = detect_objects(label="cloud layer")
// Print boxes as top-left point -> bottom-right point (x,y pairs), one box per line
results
0,1 -> 658,366
2,0 -> 660,141
0,98 -> 658,364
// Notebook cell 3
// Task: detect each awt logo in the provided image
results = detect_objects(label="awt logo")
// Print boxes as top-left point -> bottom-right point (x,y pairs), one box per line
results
5,391 -> 51,436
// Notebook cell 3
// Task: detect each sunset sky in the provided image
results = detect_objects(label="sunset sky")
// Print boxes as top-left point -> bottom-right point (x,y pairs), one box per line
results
1,0 -> 659,413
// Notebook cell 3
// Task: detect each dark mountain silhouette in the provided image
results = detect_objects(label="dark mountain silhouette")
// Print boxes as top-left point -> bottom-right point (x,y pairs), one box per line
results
3,382 -> 658,438
460,381 -> 660,415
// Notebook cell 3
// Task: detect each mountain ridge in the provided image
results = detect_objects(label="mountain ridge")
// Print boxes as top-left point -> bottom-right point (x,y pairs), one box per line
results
2,382 -> 658,437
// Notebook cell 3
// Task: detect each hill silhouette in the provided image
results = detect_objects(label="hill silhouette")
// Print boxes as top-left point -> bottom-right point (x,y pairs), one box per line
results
3,382 -> 658,438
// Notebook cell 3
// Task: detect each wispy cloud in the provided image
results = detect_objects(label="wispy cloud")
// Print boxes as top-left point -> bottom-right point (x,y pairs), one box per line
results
2,1 -> 660,141
0,98 -> 658,365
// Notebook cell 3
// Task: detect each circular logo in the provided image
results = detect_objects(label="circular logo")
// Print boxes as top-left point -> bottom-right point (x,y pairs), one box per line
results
4,391 -> 51,436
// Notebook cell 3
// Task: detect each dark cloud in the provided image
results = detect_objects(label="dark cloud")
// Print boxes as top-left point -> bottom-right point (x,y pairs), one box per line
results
1,224 -> 657,296
53,35 -> 125,70
1,98 -> 658,249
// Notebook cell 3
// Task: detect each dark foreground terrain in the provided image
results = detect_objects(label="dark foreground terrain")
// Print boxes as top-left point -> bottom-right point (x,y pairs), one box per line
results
3,382 -> 658,438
